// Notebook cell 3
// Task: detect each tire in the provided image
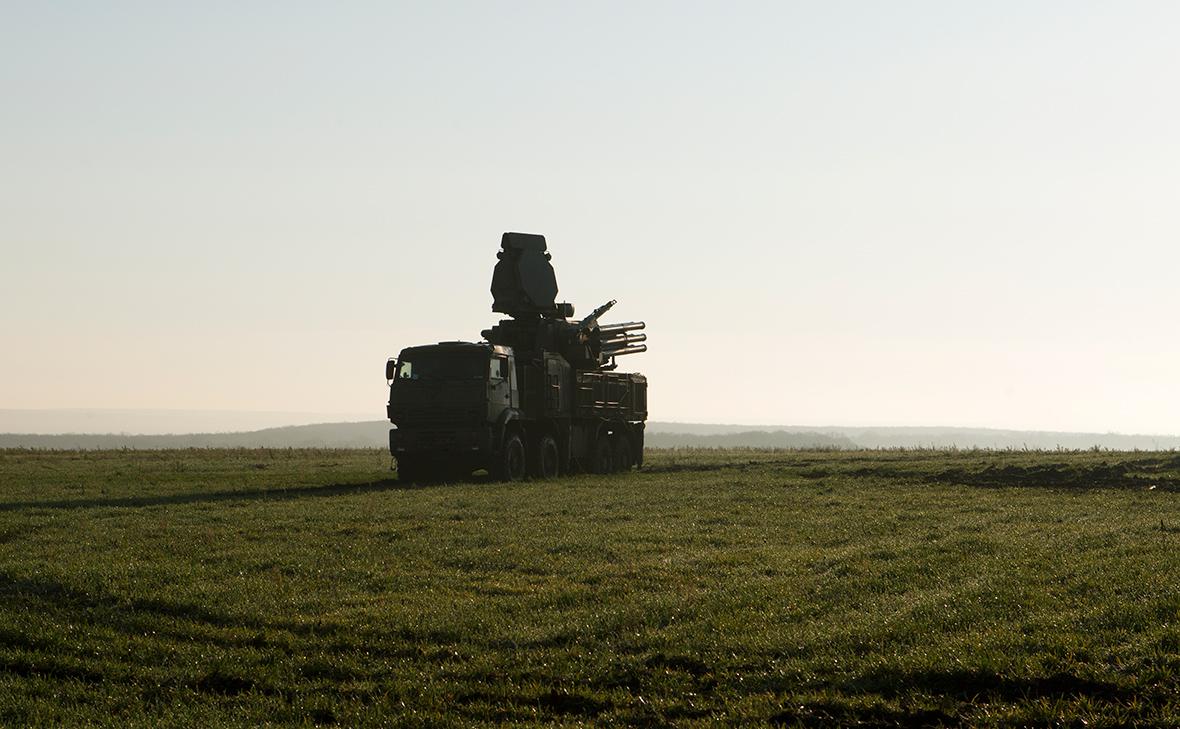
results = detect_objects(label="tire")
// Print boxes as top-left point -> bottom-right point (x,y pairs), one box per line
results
493,433 -> 526,482
612,434 -> 632,473
533,434 -> 560,479
592,436 -> 614,475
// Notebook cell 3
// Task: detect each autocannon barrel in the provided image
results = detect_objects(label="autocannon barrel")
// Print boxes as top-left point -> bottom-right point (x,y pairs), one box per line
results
576,299 -> 617,335
597,321 -> 645,336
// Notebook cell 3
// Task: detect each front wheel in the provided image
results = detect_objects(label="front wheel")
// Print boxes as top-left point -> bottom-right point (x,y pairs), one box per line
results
493,433 -> 526,481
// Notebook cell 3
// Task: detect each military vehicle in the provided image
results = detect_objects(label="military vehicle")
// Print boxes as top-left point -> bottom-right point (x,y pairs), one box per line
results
385,232 -> 648,481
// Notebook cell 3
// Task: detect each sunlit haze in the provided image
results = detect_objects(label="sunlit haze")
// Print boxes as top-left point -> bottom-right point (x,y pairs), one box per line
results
3,2 -> 1179,434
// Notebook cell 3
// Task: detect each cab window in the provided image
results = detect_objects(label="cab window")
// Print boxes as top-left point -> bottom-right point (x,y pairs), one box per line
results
490,356 -> 509,380
395,354 -> 484,381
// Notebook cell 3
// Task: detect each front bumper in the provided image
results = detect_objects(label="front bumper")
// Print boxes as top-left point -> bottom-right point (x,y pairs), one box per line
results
389,425 -> 493,457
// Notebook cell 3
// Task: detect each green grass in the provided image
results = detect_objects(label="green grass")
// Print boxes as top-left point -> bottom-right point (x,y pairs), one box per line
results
2,448 -> 1180,726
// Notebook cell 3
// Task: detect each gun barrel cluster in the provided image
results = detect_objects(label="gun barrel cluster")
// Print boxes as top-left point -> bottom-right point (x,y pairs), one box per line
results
599,321 -> 647,358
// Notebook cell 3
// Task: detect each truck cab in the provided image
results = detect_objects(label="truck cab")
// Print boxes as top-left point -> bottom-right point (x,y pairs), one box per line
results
387,342 -> 519,481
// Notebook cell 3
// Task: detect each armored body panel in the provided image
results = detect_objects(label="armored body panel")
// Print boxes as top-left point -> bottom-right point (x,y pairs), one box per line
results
575,371 -> 647,421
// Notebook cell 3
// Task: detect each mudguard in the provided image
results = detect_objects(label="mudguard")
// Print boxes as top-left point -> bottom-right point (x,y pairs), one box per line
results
493,408 -> 523,453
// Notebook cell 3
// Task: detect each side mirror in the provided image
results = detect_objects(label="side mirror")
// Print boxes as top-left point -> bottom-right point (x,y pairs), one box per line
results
385,358 -> 397,381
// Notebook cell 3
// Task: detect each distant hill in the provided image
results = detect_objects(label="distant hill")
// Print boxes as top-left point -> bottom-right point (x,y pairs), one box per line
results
0,422 -> 390,450
832,426 -> 1180,451
645,430 -> 855,449
3,419 -> 1180,451
645,422 -> 1180,451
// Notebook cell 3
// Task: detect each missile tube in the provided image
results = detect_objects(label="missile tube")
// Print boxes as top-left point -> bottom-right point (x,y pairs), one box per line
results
597,321 -> 645,336
601,333 -> 647,348
605,344 -> 647,357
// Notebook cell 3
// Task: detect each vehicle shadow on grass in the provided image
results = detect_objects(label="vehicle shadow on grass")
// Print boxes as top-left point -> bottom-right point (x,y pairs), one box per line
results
0,477 -> 467,512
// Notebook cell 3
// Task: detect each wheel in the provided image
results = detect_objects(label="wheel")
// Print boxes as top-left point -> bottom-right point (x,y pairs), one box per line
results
591,436 -> 614,475
493,433 -> 526,481
532,434 -> 560,479
612,434 -> 632,473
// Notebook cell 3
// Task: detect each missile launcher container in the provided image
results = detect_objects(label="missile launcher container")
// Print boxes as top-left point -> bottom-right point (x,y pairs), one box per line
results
386,232 -> 648,481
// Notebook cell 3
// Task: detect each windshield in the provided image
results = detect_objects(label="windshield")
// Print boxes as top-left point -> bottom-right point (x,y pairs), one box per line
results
396,353 -> 487,381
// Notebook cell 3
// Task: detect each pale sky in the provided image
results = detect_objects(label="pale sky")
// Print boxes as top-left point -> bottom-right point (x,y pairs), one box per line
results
3,2 -> 1179,434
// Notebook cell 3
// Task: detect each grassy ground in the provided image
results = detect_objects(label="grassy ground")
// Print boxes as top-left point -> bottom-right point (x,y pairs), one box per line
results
2,448 -> 1180,726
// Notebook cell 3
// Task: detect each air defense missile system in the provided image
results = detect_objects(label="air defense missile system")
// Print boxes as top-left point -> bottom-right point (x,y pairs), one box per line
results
386,232 -> 648,481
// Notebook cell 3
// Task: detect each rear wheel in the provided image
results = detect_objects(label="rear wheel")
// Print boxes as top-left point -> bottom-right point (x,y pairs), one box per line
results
612,434 -> 632,473
493,433 -> 526,481
533,434 -> 560,479
592,436 -> 614,474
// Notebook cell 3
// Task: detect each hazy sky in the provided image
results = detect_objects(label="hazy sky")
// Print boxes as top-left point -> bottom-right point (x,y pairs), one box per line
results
3,2 -> 1180,434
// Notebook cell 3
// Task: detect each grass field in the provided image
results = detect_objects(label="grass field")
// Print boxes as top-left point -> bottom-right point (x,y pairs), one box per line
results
2,448 -> 1180,726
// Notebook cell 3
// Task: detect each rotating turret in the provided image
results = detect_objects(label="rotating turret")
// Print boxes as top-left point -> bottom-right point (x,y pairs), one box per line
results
481,232 -> 647,370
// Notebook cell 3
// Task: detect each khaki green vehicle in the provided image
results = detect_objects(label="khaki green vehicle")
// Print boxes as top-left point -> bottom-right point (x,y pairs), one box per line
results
386,233 -> 648,482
